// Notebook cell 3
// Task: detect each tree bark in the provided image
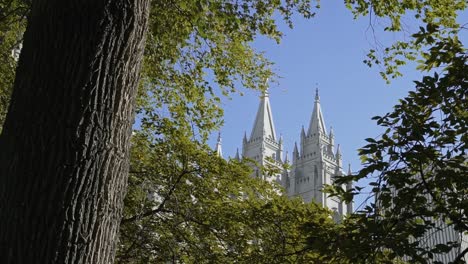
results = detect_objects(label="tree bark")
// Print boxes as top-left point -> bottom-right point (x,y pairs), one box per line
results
0,1 -> 149,263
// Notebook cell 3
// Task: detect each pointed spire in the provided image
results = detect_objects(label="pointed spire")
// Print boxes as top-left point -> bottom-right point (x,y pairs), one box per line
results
307,87 -> 327,136
235,148 -> 240,161
249,91 -> 277,141
329,126 -> 335,151
293,142 -> 299,162
215,132 -> 223,157
284,151 -> 289,163
347,163 -> 352,175
301,125 -> 306,138
243,131 -> 248,144
336,144 -> 342,157
336,144 -> 342,167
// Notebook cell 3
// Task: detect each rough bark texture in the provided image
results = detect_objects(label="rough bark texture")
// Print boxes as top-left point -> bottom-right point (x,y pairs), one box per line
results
0,1 -> 150,263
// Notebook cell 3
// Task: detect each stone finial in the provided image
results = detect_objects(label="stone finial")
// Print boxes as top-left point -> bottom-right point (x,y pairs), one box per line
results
315,86 -> 320,102
215,132 -> 223,157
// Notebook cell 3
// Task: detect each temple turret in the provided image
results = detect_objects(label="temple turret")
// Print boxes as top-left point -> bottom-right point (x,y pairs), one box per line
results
293,142 -> 299,162
283,88 -> 350,219
215,132 -> 223,157
234,148 -> 240,161
335,144 -> 342,168
300,126 -> 306,156
329,126 -> 335,154
278,134 -> 284,162
241,90 -> 282,180
249,91 -> 276,141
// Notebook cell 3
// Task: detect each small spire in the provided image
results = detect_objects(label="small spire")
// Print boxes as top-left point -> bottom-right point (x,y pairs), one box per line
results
336,144 -> 342,168
235,148 -> 240,161
243,131 -> 248,144
293,142 -> 299,160
347,163 -> 352,175
329,126 -> 335,150
284,151 -> 289,163
215,132 -> 223,157
301,125 -> 306,138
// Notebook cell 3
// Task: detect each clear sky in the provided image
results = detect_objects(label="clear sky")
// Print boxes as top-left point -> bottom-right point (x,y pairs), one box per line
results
212,2 -> 467,209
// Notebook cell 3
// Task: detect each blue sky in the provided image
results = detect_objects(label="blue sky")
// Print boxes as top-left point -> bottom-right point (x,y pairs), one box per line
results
212,2 -> 468,208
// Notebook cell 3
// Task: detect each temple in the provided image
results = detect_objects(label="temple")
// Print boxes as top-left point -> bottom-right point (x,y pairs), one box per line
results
239,89 -> 352,217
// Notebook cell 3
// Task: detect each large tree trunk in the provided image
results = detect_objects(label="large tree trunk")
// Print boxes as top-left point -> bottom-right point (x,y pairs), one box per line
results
0,1 -> 150,263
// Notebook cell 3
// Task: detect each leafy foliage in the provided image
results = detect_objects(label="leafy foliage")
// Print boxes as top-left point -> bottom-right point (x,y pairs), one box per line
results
345,0 -> 466,81
114,1 -> 340,263
318,1 -> 468,263
0,0 -> 28,132
116,126 -> 336,263
3,0 -> 466,263
137,0 -> 318,140
330,46 -> 467,264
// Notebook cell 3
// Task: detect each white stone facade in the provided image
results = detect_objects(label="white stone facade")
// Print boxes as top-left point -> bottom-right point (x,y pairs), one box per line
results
239,89 -> 352,217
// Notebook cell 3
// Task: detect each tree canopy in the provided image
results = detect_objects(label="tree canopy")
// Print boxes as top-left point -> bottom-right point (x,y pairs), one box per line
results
327,1 -> 468,263
0,0 -> 467,263
116,121 -> 336,263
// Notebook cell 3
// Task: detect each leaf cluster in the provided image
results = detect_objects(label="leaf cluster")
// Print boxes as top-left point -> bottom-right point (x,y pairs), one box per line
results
137,0 -> 319,141
345,0 -> 466,81
0,0 -> 28,132
329,50 -> 467,263
117,126 -> 336,263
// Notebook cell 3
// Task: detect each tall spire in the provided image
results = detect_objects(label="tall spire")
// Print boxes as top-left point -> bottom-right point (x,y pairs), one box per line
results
307,88 -> 327,136
215,132 -> 223,157
249,90 -> 277,141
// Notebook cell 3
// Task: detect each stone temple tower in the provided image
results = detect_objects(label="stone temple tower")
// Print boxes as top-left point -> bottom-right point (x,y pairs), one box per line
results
241,91 -> 283,181
239,88 -> 352,218
283,89 -> 352,217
